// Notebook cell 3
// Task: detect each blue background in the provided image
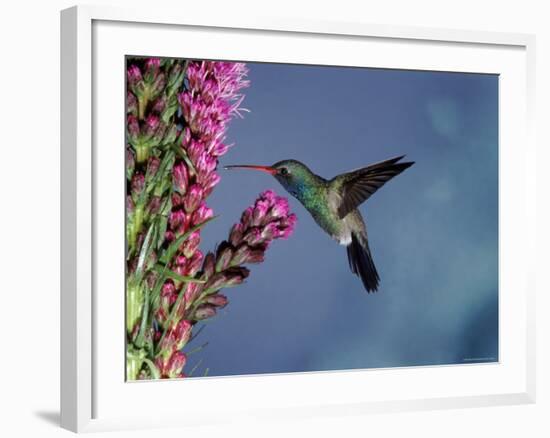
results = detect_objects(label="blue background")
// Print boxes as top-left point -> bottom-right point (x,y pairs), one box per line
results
189,62 -> 499,377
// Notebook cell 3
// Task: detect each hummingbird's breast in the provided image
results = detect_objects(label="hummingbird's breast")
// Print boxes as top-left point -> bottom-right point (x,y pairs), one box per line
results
298,185 -> 357,245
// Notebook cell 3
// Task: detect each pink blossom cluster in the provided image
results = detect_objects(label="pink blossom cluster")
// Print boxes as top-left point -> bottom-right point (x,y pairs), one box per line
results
165,62 -> 249,274
154,62 -> 249,378
229,189 -> 297,252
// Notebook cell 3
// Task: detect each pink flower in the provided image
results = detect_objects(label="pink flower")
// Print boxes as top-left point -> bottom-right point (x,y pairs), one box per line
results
169,210 -> 188,235
183,184 -> 203,213
186,139 -> 205,166
144,58 -> 160,78
127,65 -> 142,88
172,162 -> 188,195
191,203 -> 213,225
160,281 -> 177,308
202,172 -> 221,195
144,115 -> 160,138
252,200 -> 270,226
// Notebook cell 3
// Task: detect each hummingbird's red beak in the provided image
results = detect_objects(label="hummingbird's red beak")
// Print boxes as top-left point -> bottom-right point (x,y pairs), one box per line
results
224,164 -> 278,175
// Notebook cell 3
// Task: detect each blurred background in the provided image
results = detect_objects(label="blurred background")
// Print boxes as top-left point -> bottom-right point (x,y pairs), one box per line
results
190,62 -> 499,377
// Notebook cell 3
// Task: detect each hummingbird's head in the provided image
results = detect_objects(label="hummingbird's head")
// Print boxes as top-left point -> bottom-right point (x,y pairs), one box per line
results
224,159 -> 315,198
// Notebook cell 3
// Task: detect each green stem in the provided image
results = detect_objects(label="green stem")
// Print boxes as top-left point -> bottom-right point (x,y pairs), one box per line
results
128,204 -> 144,255
126,280 -> 144,335
138,90 -> 150,120
126,348 -> 145,381
135,145 -> 149,164
134,286 -> 150,348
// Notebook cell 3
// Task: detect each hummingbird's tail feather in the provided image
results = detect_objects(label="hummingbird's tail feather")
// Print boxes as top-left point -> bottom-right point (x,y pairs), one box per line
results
346,233 -> 380,293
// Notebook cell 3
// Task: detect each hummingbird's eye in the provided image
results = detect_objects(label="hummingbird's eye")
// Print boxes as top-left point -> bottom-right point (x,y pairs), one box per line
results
280,167 -> 289,176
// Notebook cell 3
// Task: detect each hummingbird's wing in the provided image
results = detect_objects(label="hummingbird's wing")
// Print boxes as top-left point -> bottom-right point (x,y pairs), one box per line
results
333,155 -> 414,218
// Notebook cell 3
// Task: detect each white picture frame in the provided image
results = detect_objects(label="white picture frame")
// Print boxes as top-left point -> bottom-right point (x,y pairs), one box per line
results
60,4 -> 536,433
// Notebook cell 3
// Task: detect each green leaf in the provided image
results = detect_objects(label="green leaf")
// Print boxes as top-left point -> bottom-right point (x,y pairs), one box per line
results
152,265 -> 205,284
170,143 -> 197,177
134,286 -> 150,349
159,216 -> 217,264
135,221 -> 157,282
146,150 -> 175,196
142,358 -> 161,380
186,342 -> 209,356
188,358 -> 203,377
156,216 -> 168,250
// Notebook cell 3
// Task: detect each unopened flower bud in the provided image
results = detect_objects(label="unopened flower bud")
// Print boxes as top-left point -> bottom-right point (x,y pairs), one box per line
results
244,249 -> 265,264
146,156 -> 160,180
240,207 -> 254,228
243,228 -> 263,246
215,244 -> 233,272
181,231 -> 201,258
173,319 -> 192,350
147,196 -> 161,216
202,252 -> 215,278
126,195 -> 135,215
205,294 -> 228,308
232,244 -> 264,265
175,254 -> 187,267
131,173 -> 145,201
143,115 -> 160,139
184,282 -> 202,304
168,62 -> 184,88
171,192 -> 184,208
194,304 -> 217,321
185,250 -> 203,276
144,58 -> 160,82
127,115 -> 140,143
151,95 -> 167,114
166,351 -> 187,379
229,223 -> 244,246
204,272 -> 226,291
155,307 -> 168,327
169,209 -> 188,235
126,147 -> 135,180
224,266 -> 250,286
160,281 -> 177,308
150,73 -> 166,100
127,65 -> 143,95
127,92 -> 138,116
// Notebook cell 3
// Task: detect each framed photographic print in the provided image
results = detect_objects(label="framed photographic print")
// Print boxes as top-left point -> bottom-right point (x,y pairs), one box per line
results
61,5 -> 536,433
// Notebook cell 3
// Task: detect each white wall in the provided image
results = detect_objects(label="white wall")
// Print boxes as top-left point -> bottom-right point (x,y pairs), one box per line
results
0,0 -> 547,436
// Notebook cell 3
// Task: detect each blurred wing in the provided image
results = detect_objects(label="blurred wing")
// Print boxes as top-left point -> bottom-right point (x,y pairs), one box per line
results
335,155 -> 414,218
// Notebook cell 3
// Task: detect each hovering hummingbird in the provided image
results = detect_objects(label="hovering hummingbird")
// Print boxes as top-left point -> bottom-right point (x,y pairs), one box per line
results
224,155 -> 414,293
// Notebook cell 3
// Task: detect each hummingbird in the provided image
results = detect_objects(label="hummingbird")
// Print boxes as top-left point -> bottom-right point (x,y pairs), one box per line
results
224,155 -> 414,293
